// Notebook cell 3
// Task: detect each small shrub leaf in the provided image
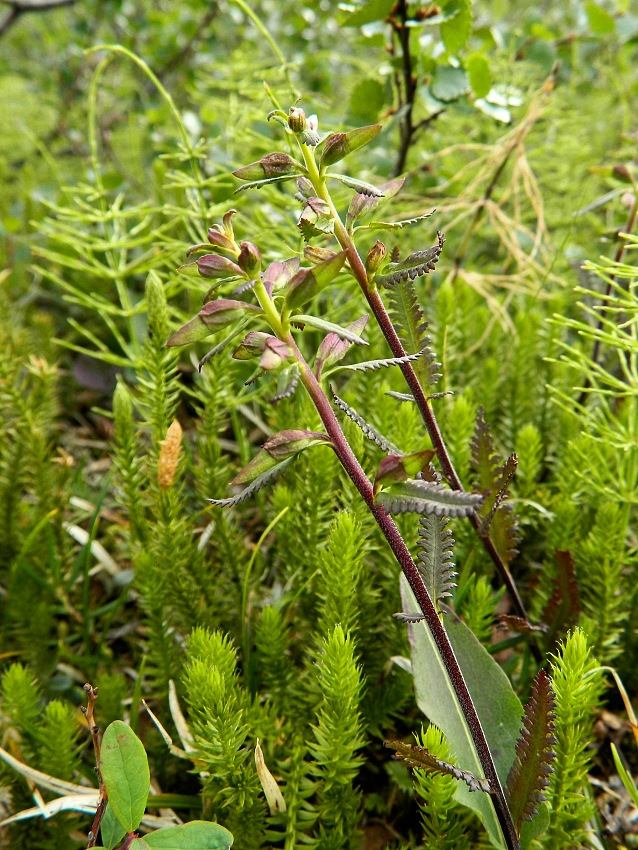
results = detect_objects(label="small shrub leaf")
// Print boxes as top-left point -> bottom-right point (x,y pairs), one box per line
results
143,820 -> 234,849
284,251 -> 347,310
346,177 -> 405,230
100,721 -> 150,833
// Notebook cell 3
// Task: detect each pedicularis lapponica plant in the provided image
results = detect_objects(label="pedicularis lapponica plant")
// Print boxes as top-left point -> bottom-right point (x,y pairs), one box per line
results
166,105 -> 560,850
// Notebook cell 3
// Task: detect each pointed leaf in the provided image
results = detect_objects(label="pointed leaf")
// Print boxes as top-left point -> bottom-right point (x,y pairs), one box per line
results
505,670 -> 557,835
332,389 -> 402,455
272,363 -> 300,403
166,301 -> 262,346
297,196 -> 334,240
233,152 -> 306,180
100,721 -> 150,832
376,480 -> 482,517
209,457 -> 295,508
196,254 -> 245,280
296,314 -> 368,346
100,803 -> 127,850
284,251 -> 347,311
303,245 -> 339,266
400,575 -> 524,849
374,451 -> 436,491
234,174 -> 299,193
319,124 -> 382,169
232,331 -> 273,361
357,211 -> 436,232
232,430 -> 330,485
341,0 -> 394,26
143,820 -> 233,849
375,232 -> 445,287
417,516 -> 457,609
315,316 -> 369,379
346,177 -> 405,230
540,550 -> 580,650
340,349 -> 427,374
386,740 -> 492,793
328,173 -> 383,197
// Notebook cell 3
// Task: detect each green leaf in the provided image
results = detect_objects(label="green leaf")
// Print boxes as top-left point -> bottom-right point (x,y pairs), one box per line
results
584,2 -> 616,34
319,124 -> 382,169
430,65 -> 469,102
417,516 -> 457,610
100,721 -> 150,833
328,174 -> 383,197
143,820 -> 234,849
348,78 -> 387,124
346,177 -> 405,230
234,174 -> 300,193
295,314 -> 368,346
100,803 -> 127,850
611,744 -> 638,809
233,153 -> 306,180
230,430 -> 331,487
130,841 -> 151,850
375,232 -> 445,287
466,53 -> 492,98
341,0 -> 395,27
208,458 -> 294,508
166,301 -> 262,347
376,480 -> 482,518
297,197 -> 335,240
314,315 -> 369,379
386,740 -> 492,792
401,576 -> 524,849
374,451 -> 436,490
440,0 -> 472,54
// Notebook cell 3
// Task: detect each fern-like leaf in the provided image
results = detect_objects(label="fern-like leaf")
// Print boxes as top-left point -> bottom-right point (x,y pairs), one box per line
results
331,389 -> 402,454
506,670 -> 557,835
417,516 -> 457,610
376,480 -> 482,518
207,457 -> 294,508
385,279 -> 441,389
393,612 -> 426,623
470,408 -> 521,565
385,741 -> 492,793
375,231 -> 445,287
340,349 -> 425,373
540,550 -> 580,651
356,211 -> 435,232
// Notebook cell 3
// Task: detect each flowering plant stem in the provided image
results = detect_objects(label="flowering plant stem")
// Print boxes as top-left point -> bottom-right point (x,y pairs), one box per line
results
251,279 -> 521,850
299,140 -> 530,624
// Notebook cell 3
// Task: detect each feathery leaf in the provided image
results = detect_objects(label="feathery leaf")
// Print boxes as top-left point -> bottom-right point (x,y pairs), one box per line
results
375,480 -> 482,518
386,740 -> 492,793
417,516 -> 457,610
331,389 -> 402,455
375,232 -> 445,287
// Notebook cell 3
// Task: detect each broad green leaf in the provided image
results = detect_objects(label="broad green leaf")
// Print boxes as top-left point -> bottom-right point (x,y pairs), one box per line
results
348,78 -> 387,124
431,65 -> 469,102
143,820 -> 234,849
100,721 -> 150,833
233,153 -> 306,180
130,841 -> 151,850
319,125 -> 382,169
467,53 -> 492,98
100,803 -> 127,850
440,0 -> 472,54
584,2 -> 615,34
341,0 -> 395,27
401,576 -> 523,849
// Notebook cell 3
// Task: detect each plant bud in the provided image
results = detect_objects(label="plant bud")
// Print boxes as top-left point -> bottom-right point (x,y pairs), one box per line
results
197,253 -> 246,280
365,240 -> 387,276
237,241 -> 262,276
206,227 -> 238,256
288,106 -> 307,133
233,153 -> 305,181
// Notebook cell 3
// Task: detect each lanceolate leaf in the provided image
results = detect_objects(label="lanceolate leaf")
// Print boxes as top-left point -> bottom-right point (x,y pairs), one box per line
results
166,300 -> 262,347
376,480 -> 482,518
505,670 -> 557,835
346,177 -> 406,230
295,314 -> 368,346
328,173 -> 383,197
233,152 -> 306,181
319,124 -> 382,169
386,281 -> 442,388
208,458 -> 295,508
234,174 -> 300,193
332,389 -> 402,455
417,516 -> 457,610
375,232 -> 445,287
232,430 -> 331,485
314,315 -> 369,379
100,721 -> 150,833
143,820 -> 234,849
339,349 -> 426,374
284,251 -> 348,311
386,741 -> 492,793
356,211 -> 436,232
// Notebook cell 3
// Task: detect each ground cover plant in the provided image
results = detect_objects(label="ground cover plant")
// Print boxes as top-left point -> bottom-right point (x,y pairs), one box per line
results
1,1 -> 637,848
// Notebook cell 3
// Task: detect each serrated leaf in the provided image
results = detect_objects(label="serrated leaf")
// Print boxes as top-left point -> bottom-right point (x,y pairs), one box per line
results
143,820 -> 233,849
234,174 -> 299,193
284,251 -> 347,310
540,550 -> 580,650
340,349 -> 426,374
417,516 -> 457,610
375,231 -> 445,287
297,196 -> 335,240
328,173 -> 383,197
386,281 -> 442,389
295,314 -> 368,347
272,363 -> 300,403
430,65 -> 469,103
346,177 -> 406,230
357,211 -> 435,232
208,457 -> 294,508
440,0 -> 472,54
387,740 -> 492,793
100,721 -> 150,833
505,670 -> 557,835
314,315 -> 369,380
401,576 -> 523,849
332,389 -> 402,455
376,480 -> 482,517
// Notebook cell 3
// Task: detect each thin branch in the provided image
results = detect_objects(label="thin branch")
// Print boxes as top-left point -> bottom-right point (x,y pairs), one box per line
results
81,683 -> 107,849
0,0 -> 76,38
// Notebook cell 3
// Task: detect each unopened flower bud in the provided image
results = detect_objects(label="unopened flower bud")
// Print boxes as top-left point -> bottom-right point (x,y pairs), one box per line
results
237,241 -> 262,276
288,106 -> 307,133
365,240 -> 387,276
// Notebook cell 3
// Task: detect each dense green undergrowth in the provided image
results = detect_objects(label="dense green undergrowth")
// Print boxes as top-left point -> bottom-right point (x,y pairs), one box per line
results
1,1 -> 637,848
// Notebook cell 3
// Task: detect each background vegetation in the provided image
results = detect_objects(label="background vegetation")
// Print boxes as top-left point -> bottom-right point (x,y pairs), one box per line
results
1,0 -> 637,848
